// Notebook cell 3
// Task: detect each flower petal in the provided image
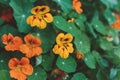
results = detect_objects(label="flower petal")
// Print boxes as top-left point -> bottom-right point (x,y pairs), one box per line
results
22,64 -> 33,75
31,6 -> 41,15
56,33 -> 64,44
8,58 -> 19,69
37,18 -> 47,29
64,43 -> 74,53
43,13 -> 53,23
10,69 -> 26,80
63,33 -> 73,43
20,57 -> 30,65
38,6 -> 50,14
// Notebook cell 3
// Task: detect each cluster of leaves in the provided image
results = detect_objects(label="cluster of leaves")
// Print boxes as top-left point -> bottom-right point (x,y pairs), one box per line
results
0,0 -> 120,80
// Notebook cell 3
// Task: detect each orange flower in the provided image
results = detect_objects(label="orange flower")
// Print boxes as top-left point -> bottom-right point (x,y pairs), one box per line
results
8,57 -> 33,80
72,0 -> 83,14
1,33 -> 23,51
20,34 -> 42,58
76,50 -> 84,60
111,13 -> 120,30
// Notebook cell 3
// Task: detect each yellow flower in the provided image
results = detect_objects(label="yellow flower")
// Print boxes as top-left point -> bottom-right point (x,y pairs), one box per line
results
53,33 -> 74,59
26,5 -> 53,29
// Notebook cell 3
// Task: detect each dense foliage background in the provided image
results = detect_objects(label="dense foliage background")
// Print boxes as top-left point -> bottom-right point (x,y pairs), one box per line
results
0,0 -> 120,80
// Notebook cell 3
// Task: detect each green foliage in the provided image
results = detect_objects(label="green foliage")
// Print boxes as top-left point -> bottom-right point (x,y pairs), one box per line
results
28,67 -> 47,80
0,0 -> 120,80
71,73 -> 88,80
9,0 -> 33,33
56,56 -> 77,73
84,52 -> 96,69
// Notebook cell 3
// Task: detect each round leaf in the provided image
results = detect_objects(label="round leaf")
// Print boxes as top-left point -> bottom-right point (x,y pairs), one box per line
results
56,56 -> 77,73
71,73 -> 88,80
28,67 -> 47,80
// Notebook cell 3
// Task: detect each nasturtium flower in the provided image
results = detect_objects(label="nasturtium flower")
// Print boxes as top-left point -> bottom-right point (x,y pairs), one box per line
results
1,33 -> 23,51
8,57 -> 33,80
26,5 -> 53,29
53,33 -> 74,58
20,34 -> 42,58
72,0 -> 83,14
76,50 -> 84,60
111,13 -> 120,30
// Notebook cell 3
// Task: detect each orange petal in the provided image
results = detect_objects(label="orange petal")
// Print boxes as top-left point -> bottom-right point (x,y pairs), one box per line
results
5,44 -> 19,51
8,58 -> 19,69
22,64 -> 33,75
2,33 -> 14,44
32,47 -> 42,56
26,15 -> 36,27
20,45 -> 30,55
43,13 -> 53,23
10,69 -> 26,80
20,57 -> 30,65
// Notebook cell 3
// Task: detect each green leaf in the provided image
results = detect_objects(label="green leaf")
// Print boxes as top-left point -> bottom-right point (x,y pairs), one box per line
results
107,28 -> 118,37
98,58 -> 109,67
53,0 -> 72,13
114,46 -> 120,58
0,0 -> 10,5
28,67 -> 47,80
96,70 -> 109,80
35,56 -> 42,66
56,56 -> 77,73
84,52 -> 96,69
0,19 -> 3,25
41,53 -> 55,71
101,0 -> 117,8
9,0 -> 33,33
75,19 -> 85,31
103,9 -> 116,25
53,16 -> 79,34
0,70 -> 13,80
71,73 -> 88,80
99,38 -> 113,50
110,68 -> 117,79
74,33 -> 90,54
91,19 -> 107,35
31,27 -> 56,53
0,52 -> 10,70
92,51 -> 101,61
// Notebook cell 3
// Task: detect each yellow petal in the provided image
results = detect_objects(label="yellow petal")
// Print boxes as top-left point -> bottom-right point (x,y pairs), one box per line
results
43,13 -> 53,23
38,6 -> 50,15
26,15 -> 36,27
36,18 -> 47,29
56,33 -> 64,44
64,43 -> 74,53
53,44 -> 63,54
59,47 -> 69,59
63,33 -> 73,43
31,6 -> 41,15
